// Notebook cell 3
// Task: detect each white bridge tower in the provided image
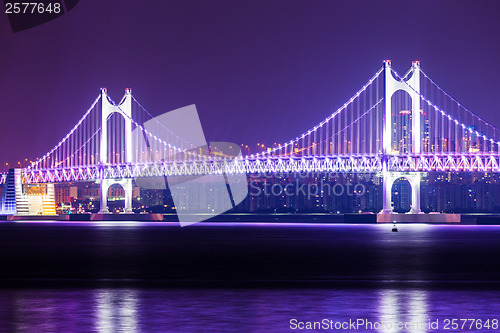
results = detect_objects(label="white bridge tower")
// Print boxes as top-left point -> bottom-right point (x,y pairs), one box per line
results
381,60 -> 422,214
99,88 -> 134,214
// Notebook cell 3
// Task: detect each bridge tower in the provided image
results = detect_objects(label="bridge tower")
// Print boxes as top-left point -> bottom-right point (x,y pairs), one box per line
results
99,88 -> 134,214
381,60 -> 422,214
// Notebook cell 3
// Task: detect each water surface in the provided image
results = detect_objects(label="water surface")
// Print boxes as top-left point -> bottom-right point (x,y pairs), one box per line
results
0,222 -> 499,331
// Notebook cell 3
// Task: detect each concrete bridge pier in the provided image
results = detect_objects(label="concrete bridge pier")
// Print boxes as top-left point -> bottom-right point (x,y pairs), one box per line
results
99,178 -> 133,214
382,172 -> 422,214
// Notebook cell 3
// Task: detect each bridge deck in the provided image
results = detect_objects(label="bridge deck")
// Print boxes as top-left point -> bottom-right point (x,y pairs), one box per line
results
4,153 -> 500,184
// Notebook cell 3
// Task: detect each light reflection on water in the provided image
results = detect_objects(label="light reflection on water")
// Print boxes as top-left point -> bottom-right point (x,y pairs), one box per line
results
96,289 -> 138,333
0,288 -> 499,332
378,289 -> 428,332
0,223 -> 499,331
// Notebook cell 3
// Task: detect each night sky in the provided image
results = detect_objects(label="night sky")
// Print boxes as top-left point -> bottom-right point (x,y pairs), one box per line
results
1,0 -> 500,168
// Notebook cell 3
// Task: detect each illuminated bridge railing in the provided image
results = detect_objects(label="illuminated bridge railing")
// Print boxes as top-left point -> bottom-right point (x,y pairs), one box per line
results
18,153 -> 500,184
21,155 -> 383,183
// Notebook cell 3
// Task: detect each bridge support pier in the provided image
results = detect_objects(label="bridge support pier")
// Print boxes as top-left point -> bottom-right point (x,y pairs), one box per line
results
382,172 -> 422,214
99,178 -> 133,214
381,170 -> 393,214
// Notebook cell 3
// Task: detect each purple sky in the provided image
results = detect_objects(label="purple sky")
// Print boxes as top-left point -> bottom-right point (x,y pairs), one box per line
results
1,0 -> 500,168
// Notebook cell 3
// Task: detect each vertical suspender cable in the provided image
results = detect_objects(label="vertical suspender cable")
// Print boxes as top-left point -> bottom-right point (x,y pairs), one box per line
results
325,121 -> 329,155
356,97 -> 360,154
344,106 -> 348,154
376,76 -> 380,153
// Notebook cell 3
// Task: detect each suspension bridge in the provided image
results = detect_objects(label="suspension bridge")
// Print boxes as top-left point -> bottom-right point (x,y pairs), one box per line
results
1,60 -> 500,216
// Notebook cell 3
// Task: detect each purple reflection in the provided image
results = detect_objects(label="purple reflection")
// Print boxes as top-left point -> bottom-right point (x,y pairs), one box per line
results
0,288 -> 498,332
